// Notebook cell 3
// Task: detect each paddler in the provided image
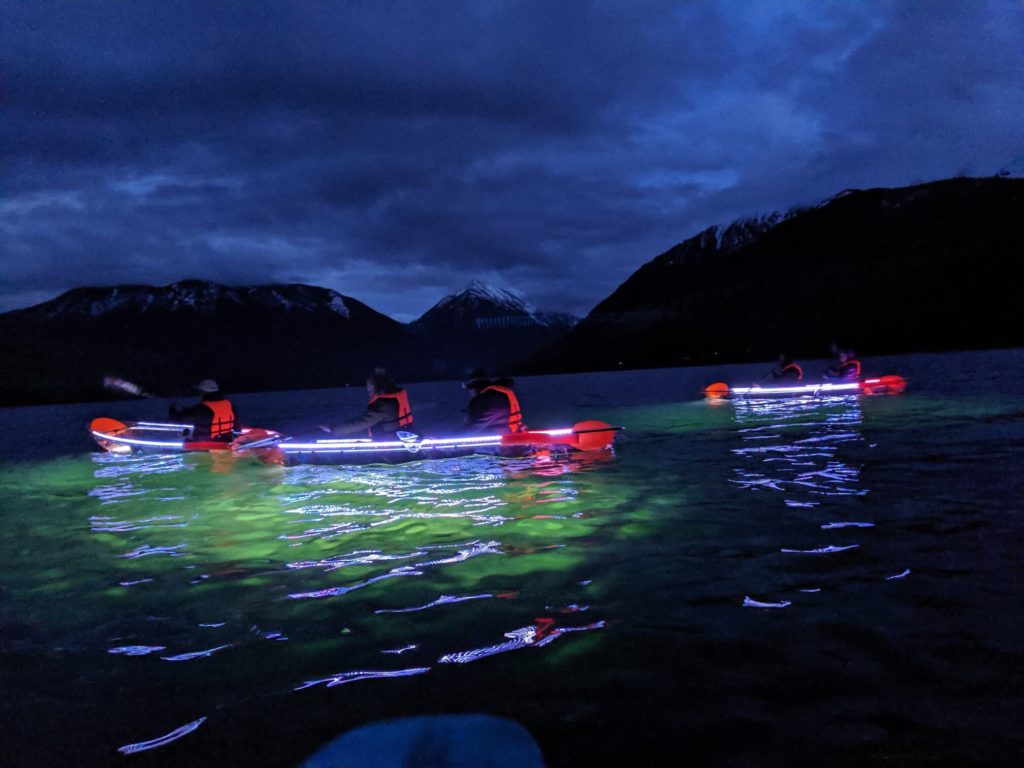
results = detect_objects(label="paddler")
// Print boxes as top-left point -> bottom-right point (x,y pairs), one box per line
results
321,369 -> 414,439
764,353 -> 804,382
825,348 -> 862,380
463,369 -> 526,433
169,379 -> 237,442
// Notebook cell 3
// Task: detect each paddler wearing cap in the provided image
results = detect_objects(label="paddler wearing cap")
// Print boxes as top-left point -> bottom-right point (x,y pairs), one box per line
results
168,378 -> 237,442
463,369 -> 525,433
320,368 -> 414,439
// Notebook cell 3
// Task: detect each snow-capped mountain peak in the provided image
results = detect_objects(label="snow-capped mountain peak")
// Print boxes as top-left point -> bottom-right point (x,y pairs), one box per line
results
435,280 -> 536,314
413,280 -> 578,330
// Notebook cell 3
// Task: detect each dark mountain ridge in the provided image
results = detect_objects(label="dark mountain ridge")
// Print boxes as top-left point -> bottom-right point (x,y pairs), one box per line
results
0,281 -> 407,405
0,279 -> 575,406
2,175 -> 1020,406
550,176 -> 1023,371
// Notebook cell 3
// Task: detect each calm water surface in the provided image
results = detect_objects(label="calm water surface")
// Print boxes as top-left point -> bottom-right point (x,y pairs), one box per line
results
1,350 -> 1023,767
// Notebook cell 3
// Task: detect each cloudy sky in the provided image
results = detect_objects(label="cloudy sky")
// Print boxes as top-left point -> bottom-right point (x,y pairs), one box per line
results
3,1 -> 1022,320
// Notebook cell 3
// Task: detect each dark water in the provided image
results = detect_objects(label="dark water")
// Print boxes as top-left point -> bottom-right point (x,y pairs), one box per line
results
1,350 -> 1023,767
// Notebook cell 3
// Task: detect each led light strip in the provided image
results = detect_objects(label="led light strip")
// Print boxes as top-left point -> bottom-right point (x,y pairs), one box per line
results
285,435 -> 505,453
91,431 -> 185,449
730,382 -> 861,395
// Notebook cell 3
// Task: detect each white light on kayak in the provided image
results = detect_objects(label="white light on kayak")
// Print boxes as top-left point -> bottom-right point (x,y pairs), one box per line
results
730,382 -> 861,395
91,431 -> 184,449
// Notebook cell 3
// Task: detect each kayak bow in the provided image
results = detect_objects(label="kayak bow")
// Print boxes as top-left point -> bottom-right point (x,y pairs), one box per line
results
89,418 -> 280,455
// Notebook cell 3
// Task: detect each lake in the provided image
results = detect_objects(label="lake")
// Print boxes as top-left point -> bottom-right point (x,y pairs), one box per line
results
1,349 -> 1023,767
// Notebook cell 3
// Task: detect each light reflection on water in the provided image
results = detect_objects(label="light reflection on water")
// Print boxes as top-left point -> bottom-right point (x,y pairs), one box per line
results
3,351 -> 1024,766
729,394 -> 882,604
72,449 -> 613,724
731,395 -> 866,502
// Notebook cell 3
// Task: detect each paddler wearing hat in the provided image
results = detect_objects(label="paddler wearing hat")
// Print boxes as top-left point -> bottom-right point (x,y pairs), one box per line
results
463,369 -> 526,433
168,378 -> 237,442
320,368 -> 414,439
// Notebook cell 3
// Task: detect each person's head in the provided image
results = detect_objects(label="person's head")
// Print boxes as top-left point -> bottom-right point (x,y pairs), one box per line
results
196,379 -> 220,394
367,369 -> 399,396
839,349 -> 855,363
777,353 -> 792,366
462,368 -> 490,394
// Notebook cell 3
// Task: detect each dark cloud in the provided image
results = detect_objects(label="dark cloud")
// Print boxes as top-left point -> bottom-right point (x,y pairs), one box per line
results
2,1 -> 1022,319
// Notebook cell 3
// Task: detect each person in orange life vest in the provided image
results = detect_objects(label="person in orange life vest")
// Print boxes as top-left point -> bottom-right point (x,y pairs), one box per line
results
168,379 -> 237,442
766,353 -> 804,382
321,369 -> 414,439
463,369 -> 525,433
826,349 -> 862,380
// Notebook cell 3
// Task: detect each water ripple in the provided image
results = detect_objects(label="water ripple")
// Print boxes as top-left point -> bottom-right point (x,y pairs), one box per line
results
117,716 -> 206,755
295,666 -> 431,691
375,593 -> 493,614
439,618 -> 606,665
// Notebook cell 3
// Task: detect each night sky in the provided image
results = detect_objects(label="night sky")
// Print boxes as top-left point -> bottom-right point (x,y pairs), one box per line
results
3,1 -> 1022,321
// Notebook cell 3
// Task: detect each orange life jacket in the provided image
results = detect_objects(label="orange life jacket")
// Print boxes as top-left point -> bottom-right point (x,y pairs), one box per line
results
481,385 -> 524,433
782,362 -> 804,381
369,390 -> 414,430
203,399 -> 236,439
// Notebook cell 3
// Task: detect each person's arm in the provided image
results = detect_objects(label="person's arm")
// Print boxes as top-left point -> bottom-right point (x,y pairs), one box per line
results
464,395 -> 490,431
169,401 -> 204,420
330,401 -> 390,436
465,393 -> 509,432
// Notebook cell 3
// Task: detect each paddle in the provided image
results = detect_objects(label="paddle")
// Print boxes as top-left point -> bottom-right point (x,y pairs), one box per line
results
230,430 -> 287,452
861,374 -> 907,395
103,376 -> 160,399
500,420 -> 621,452
89,417 -> 130,436
703,382 -> 729,399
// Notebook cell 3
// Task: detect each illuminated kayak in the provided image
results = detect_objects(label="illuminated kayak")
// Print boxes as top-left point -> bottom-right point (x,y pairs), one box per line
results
237,420 -> 622,466
89,417 -> 281,455
703,375 -> 907,400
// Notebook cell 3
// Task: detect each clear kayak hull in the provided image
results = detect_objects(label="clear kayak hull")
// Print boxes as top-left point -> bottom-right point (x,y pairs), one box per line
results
703,375 -> 907,400
89,418 -> 621,466
88,418 -> 280,455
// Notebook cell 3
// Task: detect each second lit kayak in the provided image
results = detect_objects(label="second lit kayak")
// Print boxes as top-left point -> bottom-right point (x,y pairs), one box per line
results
703,375 -> 907,400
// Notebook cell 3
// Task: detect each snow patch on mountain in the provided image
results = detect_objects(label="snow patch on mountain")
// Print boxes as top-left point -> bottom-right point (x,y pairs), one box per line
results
415,280 -> 576,330
327,294 -> 350,317
432,280 -> 536,315
712,211 -> 791,250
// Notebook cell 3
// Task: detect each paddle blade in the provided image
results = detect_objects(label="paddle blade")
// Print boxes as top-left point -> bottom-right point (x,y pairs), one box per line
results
89,417 -> 132,454
704,382 -> 729,399
570,420 -> 618,451
103,376 -> 151,398
230,429 -> 287,464
879,374 -> 907,394
500,420 -> 620,452
90,417 -> 129,435
860,375 -> 907,395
